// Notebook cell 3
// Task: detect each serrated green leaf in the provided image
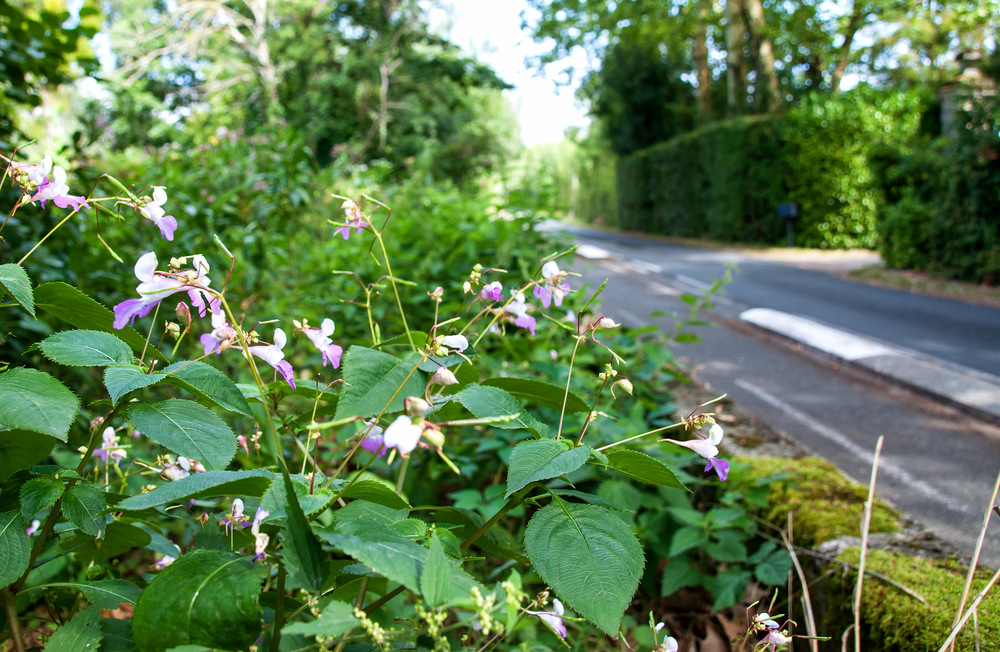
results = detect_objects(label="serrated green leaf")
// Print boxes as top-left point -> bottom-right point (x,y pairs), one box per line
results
258,475 -> 335,522
92,522 -> 152,562
317,519 -> 426,591
0,509 -> 30,589
46,605 -> 102,652
339,479 -> 410,509
0,430 -> 57,482
454,384 -> 547,436
524,502 -> 644,636
0,262 -> 34,316
0,367 -> 79,441
127,400 -> 236,470
39,330 -> 134,367
482,377 -> 590,413
45,579 -> 143,609
420,533 -> 452,607
333,347 -> 426,420
661,559 -> 702,597
605,449 -> 687,490
63,485 -> 107,538
132,550 -> 264,652
116,470 -> 274,511
20,476 -> 64,523
707,530 -> 748,562
100,618 -> 136,652
667,525 -> 704,557
105,366 -> 166,405
34,282 -> 163,361
753,548 -> 791,586
282,600 -> 357,637
162,361 -> 253,417
711,569 -> 752,611
506,440 -> 590,498
278,470 -> 329,592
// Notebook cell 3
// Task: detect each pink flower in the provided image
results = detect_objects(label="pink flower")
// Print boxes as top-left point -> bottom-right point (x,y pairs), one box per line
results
663,423 -> 729,481
92,427 -> 127,462
480,281 -> 504,301
300,318 -> 343,368
335,200 -> 369,240
527,599 -> 566,639
12,156 -> 90,211
247,328 -> 296,389
359,420 -> 387,457
26,520 -> 41,537
113,253 -> 220,330
533,261 -> 571,309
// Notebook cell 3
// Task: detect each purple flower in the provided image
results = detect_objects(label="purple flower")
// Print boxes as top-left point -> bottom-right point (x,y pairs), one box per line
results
480,281 -> 504,301
383,415 -> 422,456
300,318 -> 343,368
505,291 -> 536,335
533,261 -> 571,309
247,328 -> 296,389
123,186 -> 177,241
527,599 -> 567,639
26,520 -> 41,537
113,252 -> 220,330
253,532 -> 270,563
359,420 -> 387,457
335,200 -> 369,240
92,427 -> 126,462
663,423 -> 729,481
16,156 -> 91,212
201,310 -> 237,355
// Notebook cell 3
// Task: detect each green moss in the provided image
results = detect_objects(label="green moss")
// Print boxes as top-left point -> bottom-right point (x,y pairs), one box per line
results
734,456 -> 900,547
830,548 -> 1000,650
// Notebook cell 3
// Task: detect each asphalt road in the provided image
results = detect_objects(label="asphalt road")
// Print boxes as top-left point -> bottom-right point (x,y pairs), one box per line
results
565,227 -> 1000,569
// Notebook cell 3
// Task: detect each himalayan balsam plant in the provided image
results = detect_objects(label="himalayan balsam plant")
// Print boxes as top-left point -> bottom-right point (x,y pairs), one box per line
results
0,152 -> 751,652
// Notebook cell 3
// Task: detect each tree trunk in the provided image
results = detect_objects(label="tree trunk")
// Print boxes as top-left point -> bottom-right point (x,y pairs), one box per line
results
831,0 -> 868,93
724,0 -> 745,115
743,0 -> 779,112
694,0 -> 712,123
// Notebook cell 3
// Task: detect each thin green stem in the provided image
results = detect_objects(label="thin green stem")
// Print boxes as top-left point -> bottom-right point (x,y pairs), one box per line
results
593,420 -> 686,452
396,456 -> 409,494
17,210 -> 77,265
371,228 -> 414,351
556,335 -> 584,440
269,565 -> 287,652
460,486 -> 531,553
2,588 -> 26,652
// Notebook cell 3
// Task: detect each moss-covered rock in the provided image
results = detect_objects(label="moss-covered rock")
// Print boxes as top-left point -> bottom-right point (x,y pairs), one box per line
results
733,456 -> 900,547
829,548 -> 1000,650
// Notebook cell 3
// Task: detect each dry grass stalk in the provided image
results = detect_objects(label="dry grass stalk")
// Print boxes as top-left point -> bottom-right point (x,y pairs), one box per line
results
852,435 -> 884,652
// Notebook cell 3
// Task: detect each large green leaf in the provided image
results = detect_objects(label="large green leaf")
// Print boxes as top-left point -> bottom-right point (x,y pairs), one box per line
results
162,361 -> 253,417
506,439 -> 590,498
34,282 -> 161,360
418,533 -> 481,608
132,550 -> 264,652
282,601 -> 357,637
20,476 -> 64,523
482,377 -> 590,413
258,474 -> 336,521
100,618 -> 136,652
104,366 -> 166,406
604,449 -> 687,490
277,470 -> 329,592
339,479 -> 410,509
127,400 -> 236,470
0,262 -> 34,316
524,502 -> 644,637
317,518 -> 427,592
0,509 -> 30,589
0,430 -> 56,482
0,367 -> 79,441
333,347 -> 426,420
116,470 -> 274,511
46,605 -> 103,652
39,330 -> 134,367
63,485 -> 107,538
45,579 -> 143,609
454,384 -> 547,436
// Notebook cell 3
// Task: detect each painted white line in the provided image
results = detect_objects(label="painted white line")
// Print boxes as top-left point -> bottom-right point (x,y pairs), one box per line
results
650,282 -> 681,297
734,379 -> 965,513
740,307 -> 898,361
576,244 -> 611,259
615,309 -> 647,327
628,260 -> 663,275
677,274 -> 712,291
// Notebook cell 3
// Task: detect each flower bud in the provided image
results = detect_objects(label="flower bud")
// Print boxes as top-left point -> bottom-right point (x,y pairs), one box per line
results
165,322 -> 181,338
612,378 -> 634,397
594,316 -> 620,329
422,426 -> 445,448
176,301 -> 192,328
430,286 -> 444,300
405,396 -> 432,416
430,367 -> 459,386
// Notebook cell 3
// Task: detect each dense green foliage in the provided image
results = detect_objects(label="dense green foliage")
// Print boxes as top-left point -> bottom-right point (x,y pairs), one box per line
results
617,87 -> 926,249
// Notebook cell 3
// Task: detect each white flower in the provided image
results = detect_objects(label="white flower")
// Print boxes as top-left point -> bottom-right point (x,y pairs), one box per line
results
383,415 -> 423,456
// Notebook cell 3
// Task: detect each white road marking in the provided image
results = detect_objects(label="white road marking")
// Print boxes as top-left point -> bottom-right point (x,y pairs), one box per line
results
628,260 -> 663,275
740,308 -> 897,361
615,309 -> 647,327
576,244 -> 611,259
676,274 -> 712,291
734,379 -> 966,513
649,282 -> 681,297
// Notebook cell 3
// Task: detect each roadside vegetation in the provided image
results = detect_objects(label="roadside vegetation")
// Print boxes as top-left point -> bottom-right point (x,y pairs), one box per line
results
0,1 -> 998,651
